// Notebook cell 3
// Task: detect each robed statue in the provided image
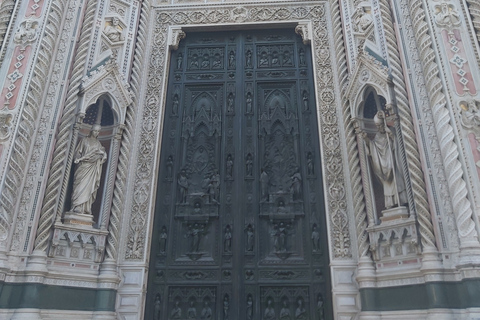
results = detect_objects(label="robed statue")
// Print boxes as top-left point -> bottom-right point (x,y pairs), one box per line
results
362,111 -> 407,209
70,125 -> 107,215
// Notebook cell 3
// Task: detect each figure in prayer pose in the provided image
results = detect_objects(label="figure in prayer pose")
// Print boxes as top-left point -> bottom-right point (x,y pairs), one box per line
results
70,125 -> 107,215
362,111 -> 407,209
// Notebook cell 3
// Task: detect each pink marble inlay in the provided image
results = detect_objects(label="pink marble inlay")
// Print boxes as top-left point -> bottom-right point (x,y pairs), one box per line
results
0,46 -> 32,110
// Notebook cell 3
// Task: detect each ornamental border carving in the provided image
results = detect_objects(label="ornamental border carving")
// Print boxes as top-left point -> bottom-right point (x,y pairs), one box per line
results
123,2 -> 353,261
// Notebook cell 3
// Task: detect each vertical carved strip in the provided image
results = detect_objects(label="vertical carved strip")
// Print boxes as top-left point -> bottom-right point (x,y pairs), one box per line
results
0,0 -> 66,247
466,0 -> 480,47
379,0 -> 437,250
408,0 -> 480,254
34,0 -> 98,252
0,0 -> 16,62
331,0 -> 370,258
105,0 -> 149,260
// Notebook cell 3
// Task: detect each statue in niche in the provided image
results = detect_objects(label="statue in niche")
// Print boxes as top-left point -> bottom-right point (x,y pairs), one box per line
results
224,225 -> 232,253
283,51 -> 292,66
307,152 -> 314,176
193,202 -> 202,214
70,125 -> 107,215
299,48 -> 306,66
213,53 -> 221,69
223,294 -> 230,320
159,226 -> 167,253
311,224 -> 320,252
166,155 -> 174,179
245,224 -> 255,251
246,92 -> 253,114
245,153 -> 253,177
271,51 -> 280,66
229,50 -> 236,68
227,93 -> 235,113
226,154 -> 234,178
190,54 -> 199,69
187,223 -> 205,252
178,170 -> 189,204
316,294 -> 325,320
280,299 -> 292,319
260,168 -> 269,202
245,269 -> 254,280
302,90 -> 309,112
276,200 -> 288,214
153,294 -> 161,320
264,298 -> 276,320
172,94 -> 179,116
104,17 -> 122,42
260,51 -> 269,67
295,298 -> 307,319
246,294 -> 254,320
187,300 -> 197,319
201,54 -> 210,69
201,300 -> 212,319
170,299 -> 182,319
354,6 -> 373,33
362,111 -> 407,209
176,53 -> 183,69
246,50 -> 252,68
290,168 -> 302,201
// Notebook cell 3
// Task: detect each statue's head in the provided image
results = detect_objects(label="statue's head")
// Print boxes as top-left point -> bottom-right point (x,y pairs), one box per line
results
91,124 -> 101,137
373,111 -> 385,132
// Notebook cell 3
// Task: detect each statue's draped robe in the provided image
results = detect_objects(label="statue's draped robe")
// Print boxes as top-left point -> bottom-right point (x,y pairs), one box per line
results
366,131 -> 406,209
71,135 -> 107,214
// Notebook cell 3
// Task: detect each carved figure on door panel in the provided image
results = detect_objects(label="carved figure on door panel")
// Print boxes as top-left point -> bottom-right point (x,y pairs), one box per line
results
316,294 -> 325,320
224,225 -> 232,253
172,94 -> 179,116
264,298 -> 276,320
202,54 -> 210,69
299,48 -> 306,66
187,223 -> 205,253
260,168 -> 269,202
260,51 -> 269,67
190,54 -> 199,69
290,168 -> 302,201
227,93 -> 235,113
223,294 -> 230,320
302,90 -> 309,112
170,299 -> 182,319
187,300 -> 197,319
246,92 -> 253,114
226,154 -> 234,178
283,51 -> 292,66
153,294 -> 161,320
311,224 -> 320,252
201,300 -> 212,319
246,153 -> 253,177
246,294 -> 254,320
280,299 -> 292,319
307,152 -> 314,176
166,155 -> 174,179
176,53 -> 183,69
159,226 -> 167,253
178,170 -> 189,204
295,298 -> 307,319
246,50 -> 252,68
229,50 -> 236,69
213,53 -> 222,69
246,224 -> 255,251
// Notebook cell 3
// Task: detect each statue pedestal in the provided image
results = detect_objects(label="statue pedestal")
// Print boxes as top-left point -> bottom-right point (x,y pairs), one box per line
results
380,206 -> 408,222
63,212 -> 94,226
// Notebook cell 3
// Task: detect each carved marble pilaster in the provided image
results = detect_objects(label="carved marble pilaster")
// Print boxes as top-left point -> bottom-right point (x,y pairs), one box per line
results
407,0 -> 480,264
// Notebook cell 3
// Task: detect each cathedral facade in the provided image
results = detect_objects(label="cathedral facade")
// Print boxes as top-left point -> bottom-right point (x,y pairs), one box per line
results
1,0 -> 480,319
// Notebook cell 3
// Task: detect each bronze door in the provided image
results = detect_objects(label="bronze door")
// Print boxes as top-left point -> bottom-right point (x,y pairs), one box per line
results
146,28 -> 332,320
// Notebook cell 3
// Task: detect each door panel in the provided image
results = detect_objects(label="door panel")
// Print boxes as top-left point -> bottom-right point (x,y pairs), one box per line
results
146,28 -> 332,320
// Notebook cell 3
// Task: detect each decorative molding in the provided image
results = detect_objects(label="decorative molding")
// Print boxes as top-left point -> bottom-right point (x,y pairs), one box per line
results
466,0 -> 480,49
